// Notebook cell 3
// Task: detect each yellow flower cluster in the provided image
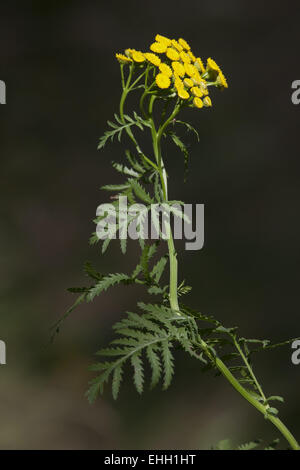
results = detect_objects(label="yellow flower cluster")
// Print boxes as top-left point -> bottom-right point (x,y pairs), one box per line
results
116,34 -> 228,109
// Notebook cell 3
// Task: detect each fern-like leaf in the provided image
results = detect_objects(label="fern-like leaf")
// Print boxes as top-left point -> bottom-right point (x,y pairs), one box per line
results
161,340 -> 174,390
146,345 -> 162,388
150,256 -> 168,283
237,440 -> 261,450
131,351 -> 144,394
98,113 -> 149,149
129,178 -> 154,204
112,363 -> 123,400
87,273 -> 131,301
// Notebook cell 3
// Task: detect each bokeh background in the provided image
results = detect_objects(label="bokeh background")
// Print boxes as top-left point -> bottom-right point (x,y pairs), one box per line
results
0,0 -> 299,449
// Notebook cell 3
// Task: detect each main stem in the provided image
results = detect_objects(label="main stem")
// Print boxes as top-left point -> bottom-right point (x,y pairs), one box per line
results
150,102 -> 181,312
163,174 -> 180,312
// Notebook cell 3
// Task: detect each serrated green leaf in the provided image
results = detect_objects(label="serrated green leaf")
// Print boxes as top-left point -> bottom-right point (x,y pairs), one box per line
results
150,256 -> 168,283
102,237 -> 111,254
120,237 -> 127,255
83,261 -> 102,281
131,352 -> 144,394
146,345 -> 162,388
98,113 -> 150,149
168,131 -> 189,181
238,440 -> 261,450
175,120 -> 200,141
112,364 -> 123,399
129,178 -> 154,204
161,341 -> 174,390
148,286 -> 165,295
87,273 -> 131,301
125,149 -> 145,174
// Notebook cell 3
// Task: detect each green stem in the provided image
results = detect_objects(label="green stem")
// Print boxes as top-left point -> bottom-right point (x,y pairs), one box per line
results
120,64 -> 125,90
149,101 -> 182,312
139,80 -> 156,118
157,101 -> 181,142
157,104 -> 181,312
160,156 -> 179,312
234,337 -> 267,405
128,69 -> 147,91
119,65 -> 158,171
214,355 -> 300,450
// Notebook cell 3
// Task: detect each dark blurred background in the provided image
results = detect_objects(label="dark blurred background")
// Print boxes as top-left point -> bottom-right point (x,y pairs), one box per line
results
0,0 -> 299,450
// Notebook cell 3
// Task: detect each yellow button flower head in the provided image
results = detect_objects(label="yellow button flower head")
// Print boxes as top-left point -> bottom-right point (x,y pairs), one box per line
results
191,86 -> 203,97
159,63 -> 172,77
217,70 -> 228,89
174,76 -> 184,90
203,96 -> 212,107
178,38 -> 191,51
125,48 -> 134,58
171,39 -> 183,52
207,57 -> 220,72
188,50 -> 196,62
156,73 -> 171,89
166,47 -> 180,61
180,51 -> 191,63
116,53 -> 132,64
131,50 -> 145,63
193,97 -> 203,108
198,79 -> 208,95
205,57 -> 221,81
191,70 -> 202,85
194,57 -> 205,74
184,62 -> 198,77
150,42 -> 167,53
155,34 -> 171,47
172,61 -> 185,77
183,78 -> 194,88
177,87 -> 190,100
144,52 -> 161,66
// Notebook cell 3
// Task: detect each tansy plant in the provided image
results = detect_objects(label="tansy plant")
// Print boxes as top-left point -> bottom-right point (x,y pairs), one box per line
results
55,34 -> 299,450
